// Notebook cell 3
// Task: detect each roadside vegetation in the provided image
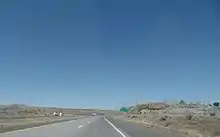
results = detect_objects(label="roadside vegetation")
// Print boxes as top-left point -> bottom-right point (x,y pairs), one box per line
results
118,100 -> 220,137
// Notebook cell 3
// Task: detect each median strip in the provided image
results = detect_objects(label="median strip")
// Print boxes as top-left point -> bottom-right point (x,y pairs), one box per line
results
0,116 -> 86,133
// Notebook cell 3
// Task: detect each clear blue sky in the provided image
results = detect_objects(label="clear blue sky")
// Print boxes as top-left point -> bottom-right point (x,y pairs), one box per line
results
0,0 -> 220,109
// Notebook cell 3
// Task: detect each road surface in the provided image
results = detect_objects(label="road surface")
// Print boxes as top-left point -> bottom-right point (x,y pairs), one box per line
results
0,116 -> 175,137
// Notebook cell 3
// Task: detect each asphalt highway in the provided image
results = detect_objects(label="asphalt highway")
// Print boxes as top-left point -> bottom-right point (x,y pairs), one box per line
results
0,116 -> 175,137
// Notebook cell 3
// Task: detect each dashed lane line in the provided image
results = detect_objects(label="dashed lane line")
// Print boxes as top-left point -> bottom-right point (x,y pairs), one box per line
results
78,125 -> 83,128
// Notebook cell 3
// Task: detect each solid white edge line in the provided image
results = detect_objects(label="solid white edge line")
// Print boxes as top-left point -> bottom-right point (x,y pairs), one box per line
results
104,117 -> 126,137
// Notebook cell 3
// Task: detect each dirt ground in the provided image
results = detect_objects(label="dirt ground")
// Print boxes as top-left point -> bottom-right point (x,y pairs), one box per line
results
0,104 -> 106,133
117,102 -> 220,137
114,114 -> 220,137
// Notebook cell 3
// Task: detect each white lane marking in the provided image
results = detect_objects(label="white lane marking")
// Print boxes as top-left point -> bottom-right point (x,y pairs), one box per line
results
78,125 -> 83,128
104,117 -> 126,137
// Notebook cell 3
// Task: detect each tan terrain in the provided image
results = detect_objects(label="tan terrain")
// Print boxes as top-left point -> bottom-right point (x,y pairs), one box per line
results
0,104 -> 105,133
116,101 -> 220,137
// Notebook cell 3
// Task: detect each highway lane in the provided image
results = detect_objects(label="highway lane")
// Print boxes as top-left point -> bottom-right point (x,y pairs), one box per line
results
0,116 -> 124,137
75,117 -> 123,137
0,116 -> 177,137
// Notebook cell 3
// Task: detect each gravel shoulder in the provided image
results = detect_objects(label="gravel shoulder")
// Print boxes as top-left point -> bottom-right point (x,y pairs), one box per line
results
107,116 -> 182,137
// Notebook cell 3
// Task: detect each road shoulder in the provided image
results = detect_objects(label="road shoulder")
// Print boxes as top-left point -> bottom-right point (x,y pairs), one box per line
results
107,116 -> 183,137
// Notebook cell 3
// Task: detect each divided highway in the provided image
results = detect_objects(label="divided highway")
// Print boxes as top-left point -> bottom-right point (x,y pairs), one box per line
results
0,116 -> 174,137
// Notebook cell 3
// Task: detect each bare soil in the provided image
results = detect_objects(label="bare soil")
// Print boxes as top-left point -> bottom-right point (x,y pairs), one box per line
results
117,102 -> 220,137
